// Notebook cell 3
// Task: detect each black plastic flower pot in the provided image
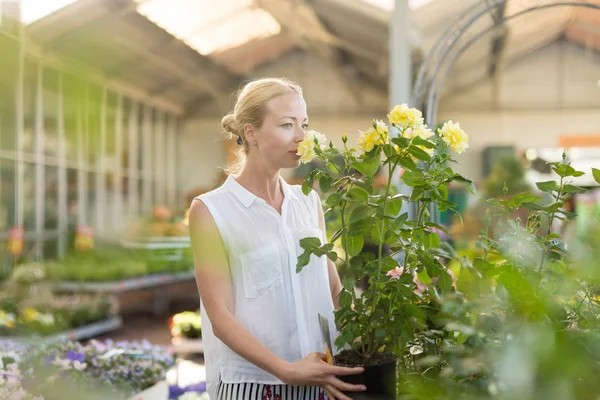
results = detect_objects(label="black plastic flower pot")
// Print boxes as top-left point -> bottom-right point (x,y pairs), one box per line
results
336,352 -> 397,400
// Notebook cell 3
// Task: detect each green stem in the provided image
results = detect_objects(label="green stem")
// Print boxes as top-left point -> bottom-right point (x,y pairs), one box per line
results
539,175 -> 564,272
367,160 -> 398,353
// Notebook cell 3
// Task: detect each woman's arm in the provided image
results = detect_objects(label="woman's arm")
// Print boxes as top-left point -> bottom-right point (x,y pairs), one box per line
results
315,194 -> 343,310
189,199 -> 364,400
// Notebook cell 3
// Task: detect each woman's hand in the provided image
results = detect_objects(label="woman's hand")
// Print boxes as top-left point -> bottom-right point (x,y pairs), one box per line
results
279,352 -> 366,400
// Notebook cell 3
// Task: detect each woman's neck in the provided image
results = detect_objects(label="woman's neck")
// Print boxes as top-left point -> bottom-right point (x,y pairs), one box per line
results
235,163 -> 283,205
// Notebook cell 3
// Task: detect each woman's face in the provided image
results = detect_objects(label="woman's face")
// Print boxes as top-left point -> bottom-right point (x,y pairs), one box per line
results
247,92 -> 308,170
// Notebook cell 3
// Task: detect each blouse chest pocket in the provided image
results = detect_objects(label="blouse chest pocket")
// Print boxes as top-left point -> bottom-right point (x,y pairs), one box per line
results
240,244 -> 282,298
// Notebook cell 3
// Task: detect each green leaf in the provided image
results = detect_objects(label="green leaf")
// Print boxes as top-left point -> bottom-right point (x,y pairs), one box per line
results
335,335 -> 348,349
327,252 -> 338,262
512,192 -> 543,204
348,187 -> 369,203
347,235 -> 364,257
402,304 -> 425,319
417,269 -> 432,285
435,184 -> 449,201
408,146 -> 431,162
299,237 -> 321,251
562,184 -> 587,195
383,144 -> 396,158
296,251 -> 312,273
554,163 -> 585,178
371,225 -> 383,245
536,180 -> 558,193
384,196 -> 403,216
325,192 -> 342,208
397,157 -> 418,171
410,186 -> 427,201
383,231 -> 399,245
544,202 -> 563,212
339,290 -> 352,309
391,137 -> 410,148
302,170 -> 319,195
382,256 -> 399,270
593,168 -> 600,184
350,205 -> 371,223
375,328 -> 386,340
450,175 -> 475,194
349,218 -> 374,236
327,162 -> 339,174
301,181 -> 311,196
390,213 -> 409,231
425,222 -> 449,235
355,152 -> 381,178
423,232 -> 441,249
400,170 -> 422,187
318,174 -> 333,192
412,136 -> 436,149
342,277 -> 355,291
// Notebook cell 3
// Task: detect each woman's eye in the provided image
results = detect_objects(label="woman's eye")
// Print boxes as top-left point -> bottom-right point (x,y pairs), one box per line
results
282,123 -> 292,128
302,124 -> 309,130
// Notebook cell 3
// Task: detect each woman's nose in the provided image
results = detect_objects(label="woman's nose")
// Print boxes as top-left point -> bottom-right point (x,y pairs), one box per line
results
296,126 -> 307,141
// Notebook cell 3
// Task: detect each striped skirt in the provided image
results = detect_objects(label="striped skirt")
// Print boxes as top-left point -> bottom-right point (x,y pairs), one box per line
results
215,379 -> 328,400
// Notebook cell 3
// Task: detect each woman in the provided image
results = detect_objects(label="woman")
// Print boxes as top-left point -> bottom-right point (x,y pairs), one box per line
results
189,78 -> 366,400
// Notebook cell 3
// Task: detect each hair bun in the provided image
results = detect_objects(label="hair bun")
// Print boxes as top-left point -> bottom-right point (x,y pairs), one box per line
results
221,113 -> 239,138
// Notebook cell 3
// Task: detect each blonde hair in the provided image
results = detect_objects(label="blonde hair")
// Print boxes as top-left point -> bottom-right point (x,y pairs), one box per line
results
221,77 -> 303,175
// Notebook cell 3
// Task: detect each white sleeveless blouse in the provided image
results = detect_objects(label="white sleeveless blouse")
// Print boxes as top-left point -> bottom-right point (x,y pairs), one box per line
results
194,175 -> 336,399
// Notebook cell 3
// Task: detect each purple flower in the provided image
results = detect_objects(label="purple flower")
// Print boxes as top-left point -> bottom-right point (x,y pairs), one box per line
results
66,350 -> 85,363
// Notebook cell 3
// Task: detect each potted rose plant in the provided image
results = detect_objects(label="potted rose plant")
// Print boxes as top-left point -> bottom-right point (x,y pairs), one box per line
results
295,104 -> 472,399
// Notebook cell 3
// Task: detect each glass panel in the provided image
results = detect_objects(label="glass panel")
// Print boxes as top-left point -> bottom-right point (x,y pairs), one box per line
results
87,171 -> 97,229
66,168 -> 78,248
0,158 -> 16,232
23,58 -> 37,155
23,162 -> 35,231
45,166 -> 59,230
137,105 -> 144,173
106,91 -> 117,169
86,85 -> 101,167
43,67 -> 60,156
0,34 -> 18,152
121,98 -> 130,170
137,178 -> 144,217
64,74 -> 83,165
42,238 -> 59,260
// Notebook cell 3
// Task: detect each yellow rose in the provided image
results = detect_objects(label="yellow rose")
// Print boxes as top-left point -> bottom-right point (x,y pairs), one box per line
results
297,139 -> 316,163
387,104 -> 424,128
358,128 -> 377,152
439,121 -> 469,154
297,129 -> 328,163
358,119 -> 389,153
403,124 -> 433,141
374,119 -> 388,140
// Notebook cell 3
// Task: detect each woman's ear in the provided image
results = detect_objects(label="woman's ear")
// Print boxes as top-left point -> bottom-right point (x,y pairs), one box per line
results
243,123 -> 257,146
